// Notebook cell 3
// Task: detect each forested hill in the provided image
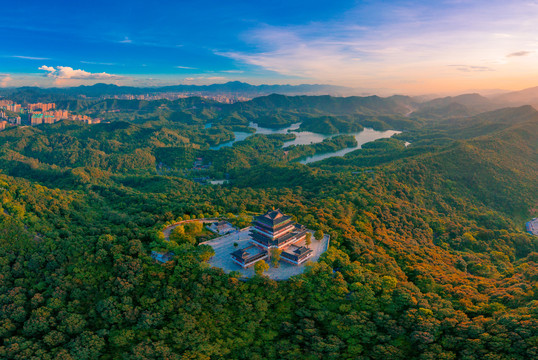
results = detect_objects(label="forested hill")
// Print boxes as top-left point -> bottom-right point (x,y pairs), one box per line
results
0,94 -> 537,359
227,93 -> 414,115
319,105 -> 538,219
432,105 -> 538,138
407,107 -> 537,219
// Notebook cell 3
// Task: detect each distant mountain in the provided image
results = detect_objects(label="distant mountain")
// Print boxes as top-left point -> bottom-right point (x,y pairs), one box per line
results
492,86 -> 538,108
160,81 -> 355,96
425,93 -> 494,110
412,93 -> 500,118
0,81 -> 355,102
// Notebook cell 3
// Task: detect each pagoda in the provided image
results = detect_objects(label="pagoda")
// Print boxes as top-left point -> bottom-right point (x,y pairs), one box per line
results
250,209 -> 307,249
231,209 -> 313,268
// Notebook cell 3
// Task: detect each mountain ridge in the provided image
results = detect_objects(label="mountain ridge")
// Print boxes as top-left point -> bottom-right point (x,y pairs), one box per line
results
492,85 -> 538,108
0,81 -> 356,98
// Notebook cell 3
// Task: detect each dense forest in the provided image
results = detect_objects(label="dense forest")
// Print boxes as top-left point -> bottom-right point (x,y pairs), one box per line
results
0,93 -> 536,359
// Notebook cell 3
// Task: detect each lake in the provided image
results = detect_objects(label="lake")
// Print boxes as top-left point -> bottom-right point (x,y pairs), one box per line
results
210,131 -> 252,150
298,128 -> 401,164
209,121 -> 401,163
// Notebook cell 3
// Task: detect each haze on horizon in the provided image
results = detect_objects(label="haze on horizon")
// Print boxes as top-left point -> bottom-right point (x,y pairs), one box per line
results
2,0 -> 538,95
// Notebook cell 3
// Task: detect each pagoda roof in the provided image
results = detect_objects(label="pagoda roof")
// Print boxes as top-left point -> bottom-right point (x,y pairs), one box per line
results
231,248 -> 249,259
254,209 -> 292,227
231,244 -> 265,260
293,246 -> 311,256
250,228 -> 301,247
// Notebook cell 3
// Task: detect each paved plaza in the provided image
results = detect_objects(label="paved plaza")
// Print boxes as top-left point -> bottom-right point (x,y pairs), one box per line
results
201,227 -> 330,280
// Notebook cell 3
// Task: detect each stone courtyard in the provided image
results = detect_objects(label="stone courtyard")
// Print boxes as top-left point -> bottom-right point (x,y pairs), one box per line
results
200,227 -> 330,280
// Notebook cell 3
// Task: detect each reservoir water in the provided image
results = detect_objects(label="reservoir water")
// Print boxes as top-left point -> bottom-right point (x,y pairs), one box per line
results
210,131 -> 252,150
209,121 -> 401,163
298,128 -> 400,164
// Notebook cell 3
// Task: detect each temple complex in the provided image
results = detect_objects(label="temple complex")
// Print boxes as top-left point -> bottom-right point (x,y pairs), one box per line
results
231,209 -> 313,268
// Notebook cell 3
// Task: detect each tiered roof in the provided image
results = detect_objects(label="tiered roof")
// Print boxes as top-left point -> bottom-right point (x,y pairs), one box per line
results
230,248 -> 250,260
281,244 -> 313,264
230,245 -> 268,267
253,209 -> 292,228
251,228 -> 298,247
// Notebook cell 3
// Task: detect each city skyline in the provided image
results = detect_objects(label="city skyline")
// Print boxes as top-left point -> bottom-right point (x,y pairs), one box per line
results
2,0 -> 538,95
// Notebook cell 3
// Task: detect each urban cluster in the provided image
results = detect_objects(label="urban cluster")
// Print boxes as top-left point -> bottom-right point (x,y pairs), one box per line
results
0,100 -> 100,130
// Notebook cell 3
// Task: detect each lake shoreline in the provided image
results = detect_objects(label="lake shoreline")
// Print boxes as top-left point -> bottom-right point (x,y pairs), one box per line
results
209,121 -> 401,163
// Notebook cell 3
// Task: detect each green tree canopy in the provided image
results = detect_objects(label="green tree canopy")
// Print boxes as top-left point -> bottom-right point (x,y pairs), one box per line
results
254,260 -> 270,276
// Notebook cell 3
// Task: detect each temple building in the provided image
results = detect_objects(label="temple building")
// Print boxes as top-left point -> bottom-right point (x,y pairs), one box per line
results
250,209 -> 307,249
231,209 -> 313,268
230,244 -> 268,268
281,244 -> 314,266
208,220 -> 236,235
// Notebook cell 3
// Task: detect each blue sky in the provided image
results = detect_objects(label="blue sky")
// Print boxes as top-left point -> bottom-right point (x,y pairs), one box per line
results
1,0 -> 538,94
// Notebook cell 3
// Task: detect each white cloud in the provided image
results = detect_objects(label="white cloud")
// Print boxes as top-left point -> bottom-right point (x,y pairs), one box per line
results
10,55 -> 50,60
39,65 -> 56,72
38,65 -> 122,80
183,76 -> 227,83
216,1 -> 538,92
0,74 -> 12,87
113,36 -> 183,49
448,65 -> 495,72
185,76 -> 227,80
218,28 -> 368,82
80,60 -> 116,66
507,51 -> 532,57
175,65 -> 196,69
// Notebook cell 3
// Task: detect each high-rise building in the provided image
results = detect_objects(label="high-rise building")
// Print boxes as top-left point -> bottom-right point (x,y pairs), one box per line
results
27,103 -> 55,112
52,110 -> 68,120
30,113 -> 43,126
7,104 -> 21,112
43,114 -> 55,124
